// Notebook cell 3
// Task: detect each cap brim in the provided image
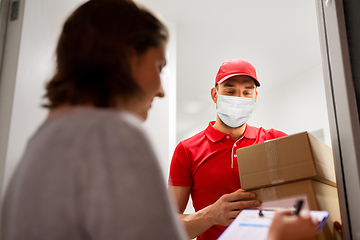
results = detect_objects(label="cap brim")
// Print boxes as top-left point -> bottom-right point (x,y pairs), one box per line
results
217,73 -> 260,87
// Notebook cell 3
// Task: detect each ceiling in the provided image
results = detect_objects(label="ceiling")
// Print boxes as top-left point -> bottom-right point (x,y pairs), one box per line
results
135,0 -> 323,142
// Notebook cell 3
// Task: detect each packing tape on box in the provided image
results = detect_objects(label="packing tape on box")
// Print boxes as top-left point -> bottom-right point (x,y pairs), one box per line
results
265,141 -> 284,185
259,187 -> 277,200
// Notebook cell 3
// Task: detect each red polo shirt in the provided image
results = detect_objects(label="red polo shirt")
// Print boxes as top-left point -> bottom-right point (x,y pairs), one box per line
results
168,122 -> 287,240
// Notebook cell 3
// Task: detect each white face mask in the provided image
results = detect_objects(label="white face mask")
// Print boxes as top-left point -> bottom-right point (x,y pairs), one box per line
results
216,94 -> 255,128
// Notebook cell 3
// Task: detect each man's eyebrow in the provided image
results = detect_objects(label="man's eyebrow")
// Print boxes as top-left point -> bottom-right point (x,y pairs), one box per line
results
245,86 -> 256,89
223,83 -> 235,87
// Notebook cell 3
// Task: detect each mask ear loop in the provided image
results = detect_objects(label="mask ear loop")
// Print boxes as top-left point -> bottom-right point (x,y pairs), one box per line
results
214,87 -> 220,110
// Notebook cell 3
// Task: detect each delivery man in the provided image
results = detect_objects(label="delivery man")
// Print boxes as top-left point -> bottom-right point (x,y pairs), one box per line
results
168,59 -> 287,240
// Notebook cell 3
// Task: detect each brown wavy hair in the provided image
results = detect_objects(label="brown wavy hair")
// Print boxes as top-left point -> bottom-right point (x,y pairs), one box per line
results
43,0 -> 168,109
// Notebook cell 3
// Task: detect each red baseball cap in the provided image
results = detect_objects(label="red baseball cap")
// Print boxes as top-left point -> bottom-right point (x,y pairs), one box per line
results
215,59 -> 260,87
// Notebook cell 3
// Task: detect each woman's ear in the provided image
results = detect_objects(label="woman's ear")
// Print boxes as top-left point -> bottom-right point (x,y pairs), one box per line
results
211,87 -> 218,104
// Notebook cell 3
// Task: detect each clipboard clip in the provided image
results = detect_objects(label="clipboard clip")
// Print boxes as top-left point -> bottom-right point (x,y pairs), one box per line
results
258,199 -> 303,217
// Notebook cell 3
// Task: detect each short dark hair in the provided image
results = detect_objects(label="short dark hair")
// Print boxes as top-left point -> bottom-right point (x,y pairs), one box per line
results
43,0 -> 168,109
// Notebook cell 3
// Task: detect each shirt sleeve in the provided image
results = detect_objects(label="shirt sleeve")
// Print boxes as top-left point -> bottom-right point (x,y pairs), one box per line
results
168,142 -> 193,186
269,129 -> 288,138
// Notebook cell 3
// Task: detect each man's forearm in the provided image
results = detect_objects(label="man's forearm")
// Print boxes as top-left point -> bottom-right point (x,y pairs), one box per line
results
179,205 -> 215,239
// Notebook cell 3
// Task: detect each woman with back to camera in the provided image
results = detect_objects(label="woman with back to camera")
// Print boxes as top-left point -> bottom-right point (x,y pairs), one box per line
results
0,0 -> 318,239
1,1 -> 186,239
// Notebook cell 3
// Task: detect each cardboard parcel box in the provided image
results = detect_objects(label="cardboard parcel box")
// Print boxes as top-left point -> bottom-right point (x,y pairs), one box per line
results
237,132 -> 336,190
251,179 -> 341,240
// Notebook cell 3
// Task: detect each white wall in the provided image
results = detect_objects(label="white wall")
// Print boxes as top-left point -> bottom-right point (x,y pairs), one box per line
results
170,1 -> 331,147
0,0 -> 176,198
0,0 -> 85,196
143,22 -> 177,180
250,63 -> 331,146
0,0 -> 27,197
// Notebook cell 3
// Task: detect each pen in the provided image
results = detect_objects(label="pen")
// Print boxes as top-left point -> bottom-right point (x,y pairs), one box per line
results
293,199 -> 304,215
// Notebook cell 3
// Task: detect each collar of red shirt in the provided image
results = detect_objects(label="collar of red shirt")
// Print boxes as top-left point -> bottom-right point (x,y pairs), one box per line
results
204,121 -> 258,142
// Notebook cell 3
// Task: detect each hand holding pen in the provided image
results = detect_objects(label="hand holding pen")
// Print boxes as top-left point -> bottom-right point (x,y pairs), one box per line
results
266,208 -> 318,240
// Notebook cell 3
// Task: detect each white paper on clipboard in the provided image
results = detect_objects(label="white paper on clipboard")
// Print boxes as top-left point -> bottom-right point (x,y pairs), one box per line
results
217,209 -> 329,240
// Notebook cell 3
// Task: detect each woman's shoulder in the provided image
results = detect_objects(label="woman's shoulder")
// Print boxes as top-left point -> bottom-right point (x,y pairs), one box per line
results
37,107 -> 146,145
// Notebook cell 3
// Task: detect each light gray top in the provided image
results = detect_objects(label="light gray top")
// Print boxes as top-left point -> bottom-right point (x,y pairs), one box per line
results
1,107 -> 186,240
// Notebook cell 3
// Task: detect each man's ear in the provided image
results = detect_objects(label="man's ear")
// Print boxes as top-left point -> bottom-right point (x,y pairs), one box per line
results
211,87 -> 218,104
255,90 -> 258,102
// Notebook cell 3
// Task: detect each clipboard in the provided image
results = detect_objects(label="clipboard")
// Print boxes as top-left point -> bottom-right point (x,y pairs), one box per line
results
217,209 -> 329,240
